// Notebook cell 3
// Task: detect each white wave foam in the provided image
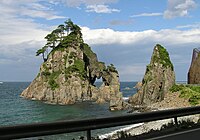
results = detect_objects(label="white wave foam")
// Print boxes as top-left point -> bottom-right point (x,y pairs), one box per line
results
98,123 -> 144,139
123,97 -> 129,101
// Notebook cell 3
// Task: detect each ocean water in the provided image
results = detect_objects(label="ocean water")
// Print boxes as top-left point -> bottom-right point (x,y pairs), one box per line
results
0,82 -> 137,139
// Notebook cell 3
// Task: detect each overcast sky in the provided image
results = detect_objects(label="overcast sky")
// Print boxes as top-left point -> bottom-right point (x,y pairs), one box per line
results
0,0 -> 200,82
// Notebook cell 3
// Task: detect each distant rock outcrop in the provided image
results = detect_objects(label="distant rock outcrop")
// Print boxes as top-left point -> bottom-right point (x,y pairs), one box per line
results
129,44 -> 175,105
21,21 -> 123,111
188,48 -> 200,84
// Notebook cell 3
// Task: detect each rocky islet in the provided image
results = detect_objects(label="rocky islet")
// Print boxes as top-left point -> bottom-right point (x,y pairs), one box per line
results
129,44 -> 175,106
21,20 -> 124,111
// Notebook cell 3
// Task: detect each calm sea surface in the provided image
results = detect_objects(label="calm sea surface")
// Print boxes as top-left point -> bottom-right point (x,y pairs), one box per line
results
0,82 -> 137,139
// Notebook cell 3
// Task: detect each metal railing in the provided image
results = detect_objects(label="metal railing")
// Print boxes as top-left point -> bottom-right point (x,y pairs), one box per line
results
0,106 -> 200,140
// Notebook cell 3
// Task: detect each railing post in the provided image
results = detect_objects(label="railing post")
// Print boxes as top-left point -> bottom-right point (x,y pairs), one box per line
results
174,117 -> 178,127
87,130 -> 91,140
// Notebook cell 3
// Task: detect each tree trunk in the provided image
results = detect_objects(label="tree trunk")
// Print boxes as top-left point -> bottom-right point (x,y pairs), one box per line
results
42,52 -> 45,62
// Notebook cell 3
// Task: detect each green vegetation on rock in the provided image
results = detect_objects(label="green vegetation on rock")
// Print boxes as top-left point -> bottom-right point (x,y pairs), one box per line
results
146,64 -> 152,72
61,33 -> 83,47
153,44 -> 174,71
170,84 -> 200,105
41,63 -> 51,76
36,19 -> 82,61
69,52 -> 76,59
98,62 -> 106,71
48,79 -> 59,90
83,43 -> 95,58
41,71 -> 51,76
169,84 -> 185,92
41,66 -> 61,90
107,64 -> 118,73
48,71 -> 61,90
49,45 -> 65,56
65,59 -> 86,80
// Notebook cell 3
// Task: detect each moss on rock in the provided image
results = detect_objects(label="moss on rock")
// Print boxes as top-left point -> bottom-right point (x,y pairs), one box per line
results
153,44 -> 174,71
65,58 -> 86,80
47,71 -> 61,90
83,43 -> 95,59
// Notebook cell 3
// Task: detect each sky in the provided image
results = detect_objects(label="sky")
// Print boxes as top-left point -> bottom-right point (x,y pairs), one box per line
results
0,0 -> 200,82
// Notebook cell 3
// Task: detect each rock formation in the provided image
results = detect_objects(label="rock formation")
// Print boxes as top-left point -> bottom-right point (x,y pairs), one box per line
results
21,20 -> 123,111
188,48 -> 200,84
129,44 -> 175,106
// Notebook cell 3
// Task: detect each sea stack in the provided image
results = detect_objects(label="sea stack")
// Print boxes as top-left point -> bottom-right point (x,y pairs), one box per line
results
129,44 -> 175,105
21,20 -> 123,111
188,48 -> 200,84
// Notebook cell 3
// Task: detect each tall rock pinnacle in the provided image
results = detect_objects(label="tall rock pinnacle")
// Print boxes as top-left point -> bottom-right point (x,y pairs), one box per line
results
188,48 -> 200,84
129,44 -> 175,105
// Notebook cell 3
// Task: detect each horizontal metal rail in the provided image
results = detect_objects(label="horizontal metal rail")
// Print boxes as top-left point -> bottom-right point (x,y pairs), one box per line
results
0,106 -> 200,140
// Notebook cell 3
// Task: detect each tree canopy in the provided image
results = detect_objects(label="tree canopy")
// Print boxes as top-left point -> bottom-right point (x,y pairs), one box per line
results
36,19 -> 82,61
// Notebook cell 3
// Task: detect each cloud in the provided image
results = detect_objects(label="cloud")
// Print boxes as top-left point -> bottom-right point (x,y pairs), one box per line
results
59,0 -> 119,13
0,1 -> 63,45
81,27 -> 200,46
0,41 -> 43,63
131,13 -> 163,18
164,0 -> 196,19
0,0 -> 56,81
86,4 -> 120,13
0,41 -> 44,81
0,16 -> 49,45
60,0 -> 118,7
176,23 -> 200,29
0,1 -> 66,20
20,7 -> 66,20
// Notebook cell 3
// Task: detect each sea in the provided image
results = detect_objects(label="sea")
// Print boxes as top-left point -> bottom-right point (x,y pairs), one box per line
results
0,82 -> 137,140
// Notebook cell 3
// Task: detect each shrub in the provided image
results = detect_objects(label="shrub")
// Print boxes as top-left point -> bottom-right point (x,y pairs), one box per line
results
170,84 -> 200,105
48,71 -> 61,90
41,71 -> 51,76
188,85 -> 200,93
83,43 -> 95,58
48,79 -> 59,90
107,64 -> 118,73
170,84 -> 184,92
65,59 -> 86,80
179,86 -> 200,105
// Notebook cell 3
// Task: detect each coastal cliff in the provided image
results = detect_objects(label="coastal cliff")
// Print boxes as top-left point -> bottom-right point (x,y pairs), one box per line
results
188,48 -> 200,84
21,20 -> 123,110
129,44 -> 175,105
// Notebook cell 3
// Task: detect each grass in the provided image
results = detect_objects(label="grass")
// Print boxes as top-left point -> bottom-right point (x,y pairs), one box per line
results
170,84 -> 200,105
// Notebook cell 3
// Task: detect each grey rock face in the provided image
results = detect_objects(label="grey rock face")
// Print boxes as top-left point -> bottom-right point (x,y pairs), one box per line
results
129,44 -> 175,106
188,48 -> 200,84
21,33 -> 123,110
